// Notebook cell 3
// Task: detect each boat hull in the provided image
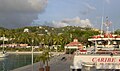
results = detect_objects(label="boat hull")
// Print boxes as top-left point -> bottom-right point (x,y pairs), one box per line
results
0,53 -> 8,58
71,54 -> 120,70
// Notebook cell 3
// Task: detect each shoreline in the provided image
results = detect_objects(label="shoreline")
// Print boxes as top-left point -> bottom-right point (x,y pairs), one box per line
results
0,51 -> 65,55
7,51 -> 42,54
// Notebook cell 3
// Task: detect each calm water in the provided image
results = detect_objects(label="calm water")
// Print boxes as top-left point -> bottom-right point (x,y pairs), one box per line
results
0,54 -> 38,71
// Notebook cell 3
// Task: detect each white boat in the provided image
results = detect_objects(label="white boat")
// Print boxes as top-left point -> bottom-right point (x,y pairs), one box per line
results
0,51 -> 8,58
70,20 -> 120,71
0,35 -> 8,58
0,53 -> 7,58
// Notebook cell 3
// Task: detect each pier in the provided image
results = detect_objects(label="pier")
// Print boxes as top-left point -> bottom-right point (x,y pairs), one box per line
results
11,54 -> 73,71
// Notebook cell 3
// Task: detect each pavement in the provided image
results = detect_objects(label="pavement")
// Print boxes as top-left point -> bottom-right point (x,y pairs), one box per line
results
11,54 -> 73,71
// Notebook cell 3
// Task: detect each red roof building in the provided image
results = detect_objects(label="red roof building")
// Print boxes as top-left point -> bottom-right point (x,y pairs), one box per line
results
65,39 -> 83,49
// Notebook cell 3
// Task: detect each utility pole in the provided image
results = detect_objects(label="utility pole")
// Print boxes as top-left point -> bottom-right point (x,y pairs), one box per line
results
2,34 -> 5,53
32,39 -> 34,71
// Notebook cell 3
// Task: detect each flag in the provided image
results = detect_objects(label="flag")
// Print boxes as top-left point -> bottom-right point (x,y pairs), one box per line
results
104,21 -> 112,27
104,16 -> 112,26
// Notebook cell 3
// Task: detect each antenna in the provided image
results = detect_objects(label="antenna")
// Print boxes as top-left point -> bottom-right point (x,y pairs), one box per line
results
101,16 -> 104,35
112,26 -> 114,34
100,0 -> 105,35
106,16 -> 109,34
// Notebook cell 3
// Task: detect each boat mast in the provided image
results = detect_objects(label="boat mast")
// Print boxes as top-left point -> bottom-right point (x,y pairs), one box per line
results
101,16 -> 104,35
106,17 -> 109,34
100,0 -> 105,35
105,17 -> 111,46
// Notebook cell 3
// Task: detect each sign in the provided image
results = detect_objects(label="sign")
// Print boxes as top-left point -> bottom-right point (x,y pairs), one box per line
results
92,57 -> 120,69
73,55 -> 120,69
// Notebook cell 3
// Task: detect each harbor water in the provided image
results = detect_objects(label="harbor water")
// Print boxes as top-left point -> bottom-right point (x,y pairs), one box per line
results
0,54 -> 38,71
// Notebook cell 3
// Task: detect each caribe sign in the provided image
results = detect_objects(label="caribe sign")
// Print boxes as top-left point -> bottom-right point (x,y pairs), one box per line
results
92,57 -> 120,69
92,58 -> 116,63
74,55 -> 120,69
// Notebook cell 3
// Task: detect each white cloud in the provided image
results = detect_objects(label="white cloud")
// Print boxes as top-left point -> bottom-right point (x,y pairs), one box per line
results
50,17 -> 92,28
52,21 -> 69,28
80,19 -> 92,27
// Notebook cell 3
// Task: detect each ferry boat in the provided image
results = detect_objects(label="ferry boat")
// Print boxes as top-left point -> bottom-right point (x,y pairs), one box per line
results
70,19 -> 120,71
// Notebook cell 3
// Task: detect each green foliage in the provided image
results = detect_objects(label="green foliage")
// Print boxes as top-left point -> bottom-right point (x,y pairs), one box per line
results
0,26 -> 106,51
35,48 -> 51,66
115,29 -> 120,35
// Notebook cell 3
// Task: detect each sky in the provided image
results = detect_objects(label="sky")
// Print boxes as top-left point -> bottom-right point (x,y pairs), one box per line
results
0,0 -> 120,31
0,0 -> 48,28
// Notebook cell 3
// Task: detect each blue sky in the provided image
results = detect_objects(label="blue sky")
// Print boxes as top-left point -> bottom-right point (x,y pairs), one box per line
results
35,0 -> 120,31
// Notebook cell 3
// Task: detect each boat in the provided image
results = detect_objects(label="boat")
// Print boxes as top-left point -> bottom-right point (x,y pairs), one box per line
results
0,35 -> 8,58
0,52 -> 8,58
70,19 -> 120,71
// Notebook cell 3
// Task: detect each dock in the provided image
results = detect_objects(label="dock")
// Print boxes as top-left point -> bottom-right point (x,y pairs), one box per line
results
11,54 -> 73,71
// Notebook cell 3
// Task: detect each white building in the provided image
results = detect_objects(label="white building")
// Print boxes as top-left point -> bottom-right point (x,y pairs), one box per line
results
23,28 -> 29,32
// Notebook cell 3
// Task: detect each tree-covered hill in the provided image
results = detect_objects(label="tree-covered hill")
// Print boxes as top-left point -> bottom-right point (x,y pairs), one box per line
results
0,26 -> 119,48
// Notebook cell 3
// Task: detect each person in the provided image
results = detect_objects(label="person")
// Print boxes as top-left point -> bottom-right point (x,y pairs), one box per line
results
110,52 -> 113,56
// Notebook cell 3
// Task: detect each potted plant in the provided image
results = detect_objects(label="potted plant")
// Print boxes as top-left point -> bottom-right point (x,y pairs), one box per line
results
35,54 -> 45,71
35,48 -> 51,71
43,50 -> 50,71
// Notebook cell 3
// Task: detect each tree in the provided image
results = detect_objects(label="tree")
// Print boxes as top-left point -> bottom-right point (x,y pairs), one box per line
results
35,48 -> 51,71
115,29 -> 120,35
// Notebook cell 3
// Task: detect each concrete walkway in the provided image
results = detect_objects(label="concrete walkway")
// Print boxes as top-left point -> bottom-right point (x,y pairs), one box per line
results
11,54 -> 73,71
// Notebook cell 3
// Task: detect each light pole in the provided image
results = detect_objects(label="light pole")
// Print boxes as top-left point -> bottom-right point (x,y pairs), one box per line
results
2,34 -> 5,52
32,39 -> 34,71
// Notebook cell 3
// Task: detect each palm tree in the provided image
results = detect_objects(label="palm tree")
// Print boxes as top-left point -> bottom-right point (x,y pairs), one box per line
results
35,48 -> 51,71
43,49 -> 51,71
29,33 -> 40,46
18,32 -> 30,44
